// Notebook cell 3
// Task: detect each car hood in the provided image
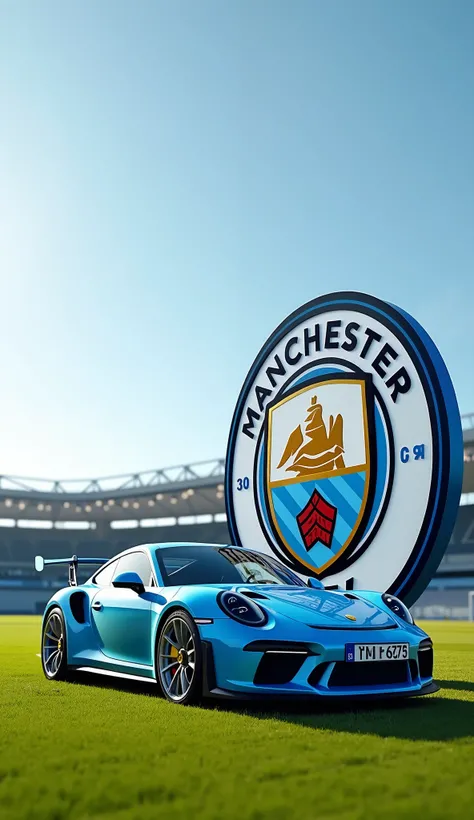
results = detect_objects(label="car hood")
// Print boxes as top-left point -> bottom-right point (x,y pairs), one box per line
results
235,585 -> 396,629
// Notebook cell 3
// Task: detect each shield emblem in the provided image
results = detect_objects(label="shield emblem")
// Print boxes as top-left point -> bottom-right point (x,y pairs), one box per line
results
265,375 -> 375,577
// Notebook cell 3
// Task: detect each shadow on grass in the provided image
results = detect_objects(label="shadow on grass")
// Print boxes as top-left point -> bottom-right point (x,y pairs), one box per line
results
232,693 -> 474,742
438,679 -> 474,693
71,672 -> 474,742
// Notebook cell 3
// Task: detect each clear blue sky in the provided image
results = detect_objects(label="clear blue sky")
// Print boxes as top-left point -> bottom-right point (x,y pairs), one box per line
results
0,1 -> 473,479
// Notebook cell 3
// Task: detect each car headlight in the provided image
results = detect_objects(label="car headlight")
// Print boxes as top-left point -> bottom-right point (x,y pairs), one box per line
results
382,593 -> 414,624
217,591 -> 267,626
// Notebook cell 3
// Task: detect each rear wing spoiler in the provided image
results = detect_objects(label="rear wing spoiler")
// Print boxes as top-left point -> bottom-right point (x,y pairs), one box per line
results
35,555 -> 108,587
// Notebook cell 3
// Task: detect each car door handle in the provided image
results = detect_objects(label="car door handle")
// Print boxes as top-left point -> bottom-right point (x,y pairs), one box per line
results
92,602 -> 103,611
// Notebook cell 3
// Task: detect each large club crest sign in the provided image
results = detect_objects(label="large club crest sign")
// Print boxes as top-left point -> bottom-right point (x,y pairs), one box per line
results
225,292 -> 463,606
266,375 -> 375,576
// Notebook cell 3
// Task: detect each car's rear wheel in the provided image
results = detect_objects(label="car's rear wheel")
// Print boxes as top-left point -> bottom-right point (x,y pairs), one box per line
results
156,610 -> 202,705
41,607 -> 71,681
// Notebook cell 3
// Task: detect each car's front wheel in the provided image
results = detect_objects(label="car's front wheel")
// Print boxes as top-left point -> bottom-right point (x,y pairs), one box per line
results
156,610 -> 202,705
41,607 -> 71,681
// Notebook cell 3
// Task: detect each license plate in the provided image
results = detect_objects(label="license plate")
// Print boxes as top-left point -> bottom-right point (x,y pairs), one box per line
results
345,643 -> 409,662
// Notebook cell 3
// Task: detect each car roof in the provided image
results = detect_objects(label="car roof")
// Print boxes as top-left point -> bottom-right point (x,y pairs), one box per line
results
132,542 -> 250,552
91,542 -> 254,576
106,543 -> 272,563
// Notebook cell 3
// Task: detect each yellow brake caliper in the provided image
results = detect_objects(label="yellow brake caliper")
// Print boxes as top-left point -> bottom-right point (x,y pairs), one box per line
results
170,644 -> 179,669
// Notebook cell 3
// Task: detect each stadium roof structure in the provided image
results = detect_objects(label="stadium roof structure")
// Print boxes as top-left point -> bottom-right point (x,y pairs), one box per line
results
1,409 -> 474,524
0,459 -> 226,522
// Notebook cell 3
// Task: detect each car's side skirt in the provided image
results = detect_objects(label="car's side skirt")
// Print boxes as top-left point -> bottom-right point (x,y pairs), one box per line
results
75,666 -> 157,685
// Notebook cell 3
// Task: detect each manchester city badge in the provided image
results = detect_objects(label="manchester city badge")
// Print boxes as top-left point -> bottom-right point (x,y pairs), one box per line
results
225,291 -> 463,605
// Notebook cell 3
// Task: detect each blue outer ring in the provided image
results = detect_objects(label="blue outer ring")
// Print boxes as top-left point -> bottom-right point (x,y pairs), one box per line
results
224,291 -> 463,606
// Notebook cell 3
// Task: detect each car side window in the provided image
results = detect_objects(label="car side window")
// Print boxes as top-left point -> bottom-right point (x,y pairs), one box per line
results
113,552 -> 154,586
94,560 -> 118,587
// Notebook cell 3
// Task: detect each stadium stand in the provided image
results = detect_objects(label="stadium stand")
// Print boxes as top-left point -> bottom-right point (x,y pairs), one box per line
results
412,415 -> 474,619
0,459 -> 229,612
1,416 -> 474,616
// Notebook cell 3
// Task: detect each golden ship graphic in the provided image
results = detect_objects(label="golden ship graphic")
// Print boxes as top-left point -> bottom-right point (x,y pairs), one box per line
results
277,395 -> 345,478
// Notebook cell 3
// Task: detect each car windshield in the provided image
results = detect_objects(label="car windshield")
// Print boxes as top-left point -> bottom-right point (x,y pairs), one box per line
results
155,545 -> 306,587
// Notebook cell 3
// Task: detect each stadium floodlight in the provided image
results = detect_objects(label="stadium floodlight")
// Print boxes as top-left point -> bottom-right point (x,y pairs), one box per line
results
108,500 -> 115,506
469,591 -> 474,622
148,500 -> 155,506
75,506 -> 81,513
140,517 -> 160,527
37,503 -> 44,511
178,515 -> 196,525
122,500 -> 129,508
132,502 -> 140,509
170,497 -> 178,505
63,501 -> 70,509
95,500 -> 103,507
104,505 -> 109,511
156,493 -> 163,500
187,489 -> 194,497
149,516 -> 176,527
18,501 -> 26,510
85,505 -> 92,513
5,499 -> 12,507
195,514 -> 213,524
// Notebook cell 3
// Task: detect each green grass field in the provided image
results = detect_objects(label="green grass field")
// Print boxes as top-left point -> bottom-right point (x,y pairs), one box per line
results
0,617 -> 473,820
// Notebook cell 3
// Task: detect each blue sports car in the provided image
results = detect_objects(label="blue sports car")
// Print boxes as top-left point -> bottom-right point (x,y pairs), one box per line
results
35,542 -> 438,705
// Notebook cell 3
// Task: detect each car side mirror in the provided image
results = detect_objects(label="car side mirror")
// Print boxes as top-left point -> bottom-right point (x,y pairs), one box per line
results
307,577 -> 324,590
112,571 -> 145,595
